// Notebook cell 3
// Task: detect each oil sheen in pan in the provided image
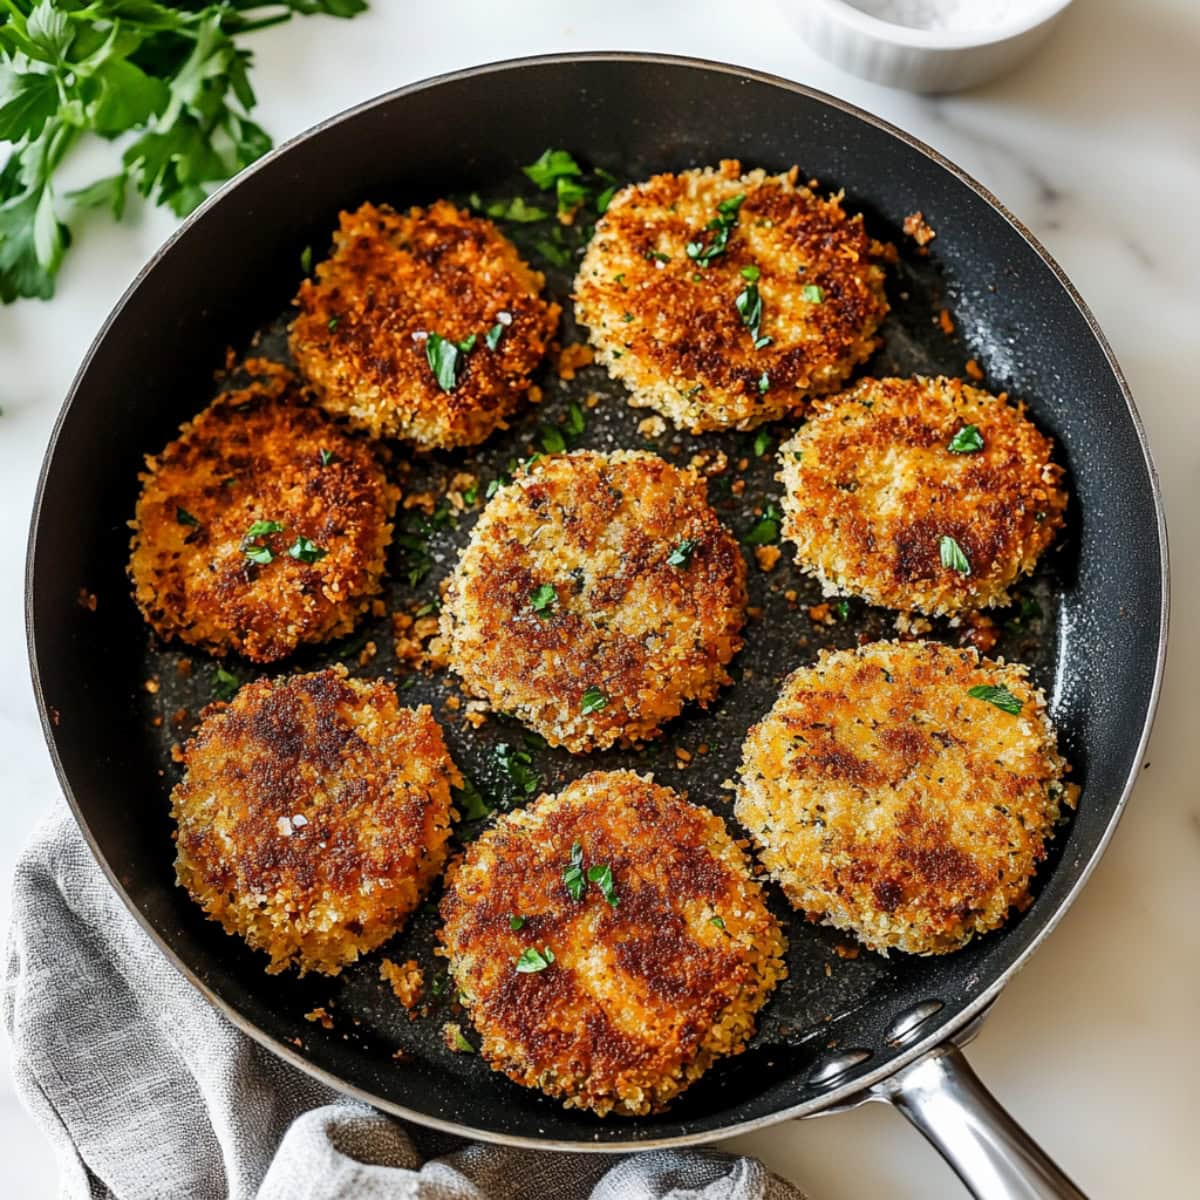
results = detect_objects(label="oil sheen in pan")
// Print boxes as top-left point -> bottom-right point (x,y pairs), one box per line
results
135,167 -> 1068,1116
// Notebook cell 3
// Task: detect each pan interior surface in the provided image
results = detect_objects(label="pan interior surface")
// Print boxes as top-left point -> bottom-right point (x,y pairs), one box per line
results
27,56 -> 1165,1146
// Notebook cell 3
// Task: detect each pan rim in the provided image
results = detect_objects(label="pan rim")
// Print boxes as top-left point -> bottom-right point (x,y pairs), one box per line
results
24,50 -> 1170,1151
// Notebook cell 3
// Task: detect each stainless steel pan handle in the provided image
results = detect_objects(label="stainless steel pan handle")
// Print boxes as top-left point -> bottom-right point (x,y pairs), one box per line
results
872,1043 -> 1087,1200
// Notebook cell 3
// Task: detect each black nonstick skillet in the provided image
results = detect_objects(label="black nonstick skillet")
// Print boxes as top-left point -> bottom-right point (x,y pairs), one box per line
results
26,54 -> 1167,1199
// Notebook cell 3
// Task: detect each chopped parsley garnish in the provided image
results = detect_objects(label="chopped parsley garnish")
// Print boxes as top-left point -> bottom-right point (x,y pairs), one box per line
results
425,332 -> 475,392
485,323 -> 505,351
478,195 -> 550,223
245,519 -> 283,538
968,684 -> 1023,715
686,193 -> 744,267
529,584 -> 557,616
595,185 -> 616,213
449,1025 -> 474,1052
288,536 -> 327,564
515,946 -> 554,974
587,863 -> 619,907
740,264 -> 760,282
212,666 -> 240,702
563,841 -> 586,901
454,775 -> 493,821
564,401 -> 587,439
539,425 -> 567,454
834,599 -> 851,621
744,503 -> 781,545
644,249 -> 671,263
758,371 -> 770,394
621,311 -> 634,322
462,481 -> 479,505
327,315 -> 339,331
243,519 -> 282,565
509,915 -> 526,931
709,915 -> 726,930
300,245 -> 313,275
580,686 -> 609,715
802,284 -> 825,303
523,148 -> 582,189
939,535 -> 971,575
948,424 -> 985,454
318,448 -> 334,467
533,237 -> 571,268
176,507 -> 199,527
736,275 -> 765,346
556,175 -> 590,217
495,742 -> 540,799
753,428 -> 773,457
667,538 -> 698,568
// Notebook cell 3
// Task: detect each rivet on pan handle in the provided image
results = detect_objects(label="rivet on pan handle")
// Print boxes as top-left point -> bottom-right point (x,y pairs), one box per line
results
871,1042 -> 1087,1200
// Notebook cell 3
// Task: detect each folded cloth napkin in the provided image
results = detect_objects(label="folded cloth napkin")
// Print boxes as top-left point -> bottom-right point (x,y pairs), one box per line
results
4,806 -> 807,1200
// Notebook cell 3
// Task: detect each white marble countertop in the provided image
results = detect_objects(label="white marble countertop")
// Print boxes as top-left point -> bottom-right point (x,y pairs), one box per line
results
2,0 -> 1197,1194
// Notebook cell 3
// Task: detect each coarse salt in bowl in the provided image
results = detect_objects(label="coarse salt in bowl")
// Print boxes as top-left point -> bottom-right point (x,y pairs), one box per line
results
784,0 -> 1076,93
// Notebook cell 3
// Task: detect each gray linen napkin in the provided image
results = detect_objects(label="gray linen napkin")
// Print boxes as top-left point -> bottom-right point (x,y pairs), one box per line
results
4,806 -> 806,1200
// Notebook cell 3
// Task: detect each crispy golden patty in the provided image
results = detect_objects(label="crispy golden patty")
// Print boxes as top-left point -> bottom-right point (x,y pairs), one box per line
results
778,375 -> 1068,616
440,450 -> 747,753
438,770 -> 786,1116
574,161 -> 890,432
172,667 -> 459,976
290,201 -> 560,449
129,364 -> 398,663
735,641 -> 1076,956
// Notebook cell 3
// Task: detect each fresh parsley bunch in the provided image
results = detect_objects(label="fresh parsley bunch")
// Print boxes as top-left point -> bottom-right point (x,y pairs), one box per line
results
0,0 -> 367,303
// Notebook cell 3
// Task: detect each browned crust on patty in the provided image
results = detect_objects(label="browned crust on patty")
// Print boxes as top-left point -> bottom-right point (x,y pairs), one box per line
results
438,770 -> 787,1115
439,451 -> 747,753
735,641 -> 1076,956
575,161 -> 890,431
290,201 -> 560,449
128,362 -> 398,663
172,667 -> 459,975
778,375 -> 1068,616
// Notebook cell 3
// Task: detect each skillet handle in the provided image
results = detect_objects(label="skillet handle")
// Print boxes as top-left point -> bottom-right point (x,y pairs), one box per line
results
873,1043 -> 1088,1199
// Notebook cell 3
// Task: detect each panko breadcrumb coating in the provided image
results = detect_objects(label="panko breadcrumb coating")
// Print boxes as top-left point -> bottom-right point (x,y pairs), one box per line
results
735,641 -> 1076,956
129,363 -> 398,663
172,667 -> 459,975
438,771 -> 787,1116
290,201 -> 560,449
439,450 -> 747,753
777,376 -> 1068,616
574,161 -> 890,432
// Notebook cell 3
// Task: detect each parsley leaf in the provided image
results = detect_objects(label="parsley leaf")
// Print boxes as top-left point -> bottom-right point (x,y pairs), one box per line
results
245,519 -> 283,538
587,862 -> 618,907
448,1024 -> 473,1053
939,535 -> 971,575
425,331 -> 474,391
494,742 -> 540,799
479,195 -> 549,223
667,538 -> 698,568
176,507 -> 199,527
686,193 -> 744,267
752,428 -> 773,457
319,448 -> 334,467
454,775 -> 493,822
485,322 -> 505,351
744,504 -> 781,545
580,686 -> 609,715
710,915 -> 726,930
802,284 -> 825,303
523,148 -> 582,189
968,684 -> 1023,715
948,424 -> 985,454
563,841 -> 585,901
288,535 -> 326,564
509,914 -> 525,931
529,583 -> 557,616
0,1 -> 367,303
515,946 -> 554,973
212,665 -> 240,702
538,425 -> 566,454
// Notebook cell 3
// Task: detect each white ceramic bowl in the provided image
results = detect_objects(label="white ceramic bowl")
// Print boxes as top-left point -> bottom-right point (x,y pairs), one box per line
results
784,0 -> 1075,93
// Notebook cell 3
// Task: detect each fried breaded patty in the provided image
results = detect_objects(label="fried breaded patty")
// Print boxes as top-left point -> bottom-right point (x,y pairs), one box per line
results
574,161 -> 890,432
172,667 -> 459,976
438,770 -> 786,1115
440,450 -> 747,752
778,375 -> 1067,616
735,641 -> 1076,956
129,363 -> 398,663
290,201 -> 560,450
